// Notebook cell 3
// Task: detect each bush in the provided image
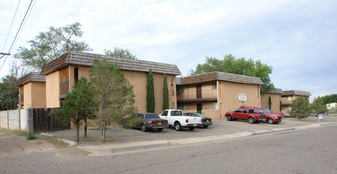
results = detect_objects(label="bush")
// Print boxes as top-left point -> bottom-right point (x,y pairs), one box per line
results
27,132 -> 37,140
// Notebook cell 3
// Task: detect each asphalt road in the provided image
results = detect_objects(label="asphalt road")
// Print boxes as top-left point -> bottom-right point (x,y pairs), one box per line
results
1,124 -> 337,174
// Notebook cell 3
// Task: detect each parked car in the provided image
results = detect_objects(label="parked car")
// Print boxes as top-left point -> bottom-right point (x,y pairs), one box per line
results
240,106 -> 283,124
159,109 -> 201,131
183,113 -> 212,128
132,113 -> 169,132
253,108 -> 282,124
225,108 -> 263,124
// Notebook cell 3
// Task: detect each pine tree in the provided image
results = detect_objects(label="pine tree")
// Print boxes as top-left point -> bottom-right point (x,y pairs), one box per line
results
146,69 -> 155,113
290,97 -> 310,120
268,96 -> 272,110
163,73 -> 169,110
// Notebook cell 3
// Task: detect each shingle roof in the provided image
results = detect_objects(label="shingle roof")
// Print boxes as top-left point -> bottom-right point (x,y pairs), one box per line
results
261,88 -> 283,94
282,90 -> 311,96
177,71 -> 263,85
17,72 -> 46,86
41,51 -> 181,75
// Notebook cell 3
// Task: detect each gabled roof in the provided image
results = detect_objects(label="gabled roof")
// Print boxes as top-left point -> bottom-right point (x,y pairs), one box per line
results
41,52 -> 181,75
261,88 -> 283,94
17,72 -> 46,86
282,90 -> 311,96
177,71 -> 263,85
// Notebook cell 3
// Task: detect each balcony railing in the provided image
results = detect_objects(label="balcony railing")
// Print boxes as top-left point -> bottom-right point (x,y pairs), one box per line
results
177,89 -> 217,101
59,80 -> 69,99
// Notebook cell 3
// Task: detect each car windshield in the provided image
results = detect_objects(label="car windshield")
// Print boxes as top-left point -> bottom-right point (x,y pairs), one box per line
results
264,109 -> 273,114
145,114 -> 160,119
191,113 -> 205,117
171,111 -> 183,116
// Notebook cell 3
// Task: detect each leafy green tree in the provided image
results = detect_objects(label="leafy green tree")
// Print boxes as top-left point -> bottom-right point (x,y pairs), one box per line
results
268,96 -> 272,110
289,97 -> 310,120
322,94 -> 337,104
191,54 -> 274,91
104,47 -> 136,59
89,59 -> 137,142
15,22 -> 91,70
310,97 -> 327,115
146,69 -> 155,113
49,77 -> 96,142
162,73 -> 169,110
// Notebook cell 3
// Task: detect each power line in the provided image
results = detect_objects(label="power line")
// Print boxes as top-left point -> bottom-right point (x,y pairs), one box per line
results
1,0 -> 34,71
1,0 -> 21,53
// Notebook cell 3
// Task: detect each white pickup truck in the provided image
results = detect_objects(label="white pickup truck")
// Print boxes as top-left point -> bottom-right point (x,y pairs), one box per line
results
159,109 -> 202,131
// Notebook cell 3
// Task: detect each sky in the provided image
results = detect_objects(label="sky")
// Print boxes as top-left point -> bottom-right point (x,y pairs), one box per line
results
0,0 -> 336,101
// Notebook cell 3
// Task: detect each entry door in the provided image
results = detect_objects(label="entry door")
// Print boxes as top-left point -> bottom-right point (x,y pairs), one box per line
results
197,103 -> 202,113
196,84 -> 202,98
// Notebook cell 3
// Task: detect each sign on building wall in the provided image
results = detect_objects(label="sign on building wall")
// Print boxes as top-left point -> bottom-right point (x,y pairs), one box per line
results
238,93 -> 247,102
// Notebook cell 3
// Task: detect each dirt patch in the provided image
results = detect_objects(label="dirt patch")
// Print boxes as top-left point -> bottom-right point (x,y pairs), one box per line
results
0,136 -> 58,157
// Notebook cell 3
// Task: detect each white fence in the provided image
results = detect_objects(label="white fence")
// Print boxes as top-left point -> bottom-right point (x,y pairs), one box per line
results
0,109 -> 34,132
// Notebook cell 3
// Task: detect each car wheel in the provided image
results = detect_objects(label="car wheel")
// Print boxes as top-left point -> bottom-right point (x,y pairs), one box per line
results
268,119 -> 274,124
203,126 -> 208,128
188,127 -> 195,131
248,117 -> 254,124
174,122 -> 182,131
157,128 -> 163,132
227,115 -> 232,121
141,124 -> 147,132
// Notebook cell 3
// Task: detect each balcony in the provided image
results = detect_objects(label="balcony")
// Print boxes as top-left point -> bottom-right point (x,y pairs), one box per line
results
177,89 -> 217,103
281,99 -> 293,106
59,80 -> 69,99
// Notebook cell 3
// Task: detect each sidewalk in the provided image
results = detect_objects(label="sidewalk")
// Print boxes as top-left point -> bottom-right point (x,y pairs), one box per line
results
44,116 -> 337,155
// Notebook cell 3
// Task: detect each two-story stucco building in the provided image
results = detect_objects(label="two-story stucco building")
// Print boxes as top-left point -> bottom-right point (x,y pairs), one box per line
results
19,51 -> 181,114
281,90 -> 311,115
17,72 -> 46,109
176,71 -> 263,120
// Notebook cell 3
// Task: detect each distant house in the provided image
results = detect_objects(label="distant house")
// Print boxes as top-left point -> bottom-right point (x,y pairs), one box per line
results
327,103 -> 337,110
260,88 -> 283,113
40,51 -> 181,113
17,72 -> 46,109
281,90 -> 311,115
176,72 -> 263,120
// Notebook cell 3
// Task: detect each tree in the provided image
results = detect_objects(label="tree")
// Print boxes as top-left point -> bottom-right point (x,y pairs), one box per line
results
310,97 -> 327,115
268,96 -> 272,110
190,54 -> 274,91
280,101 -> 283,113
322,94 -> 337,104
146,69 -> 155,113
15,22 -> 91,70
89,59 -> 137,142
289,97 -> 310,120
0,63 -> 25,111
49,77 -> 96,142
162,73 -> 169,110
104,47 -> 136,59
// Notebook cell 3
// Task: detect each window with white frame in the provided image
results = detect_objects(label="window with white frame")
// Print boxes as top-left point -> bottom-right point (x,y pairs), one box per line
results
212,102 -> 218,109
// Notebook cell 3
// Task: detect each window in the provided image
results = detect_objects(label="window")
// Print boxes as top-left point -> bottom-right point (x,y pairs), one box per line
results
212,102 -> 218,109
249,109 -> 254,114
286,96 -> 292,101
235,109 -> 242,113
212,82 -> 217,89
179,104 -> 187,110
74,67 -> 78,83
243,110 -> 248,113
171,111 -> 182,116
259,110 -> 265,114
161,111 -> 168,116
178,86 -> 186,93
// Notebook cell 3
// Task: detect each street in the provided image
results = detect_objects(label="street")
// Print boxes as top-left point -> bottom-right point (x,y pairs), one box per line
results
1,123 -> 337,173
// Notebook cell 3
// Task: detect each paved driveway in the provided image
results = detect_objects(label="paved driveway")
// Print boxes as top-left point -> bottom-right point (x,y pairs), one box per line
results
49,116 -> 337,145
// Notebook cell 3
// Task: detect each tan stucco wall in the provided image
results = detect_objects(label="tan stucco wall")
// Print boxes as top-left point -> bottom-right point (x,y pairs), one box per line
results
69,66 -> 90,92
218,81 -> 260,120
46,71 -> 60,108
261,93 -> 281,113
23,83 -> 32,108
31,82 -> 46,108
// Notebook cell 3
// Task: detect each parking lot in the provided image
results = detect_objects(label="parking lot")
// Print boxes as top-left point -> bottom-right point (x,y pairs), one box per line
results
49,116 -> 337,145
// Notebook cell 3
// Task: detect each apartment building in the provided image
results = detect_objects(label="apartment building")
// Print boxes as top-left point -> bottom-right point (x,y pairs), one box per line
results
281,90 -> 311,115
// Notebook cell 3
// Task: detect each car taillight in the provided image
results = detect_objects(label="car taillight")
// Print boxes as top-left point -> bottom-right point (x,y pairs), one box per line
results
201,119 -> 204,122
150,122 -> 157,125
186,119 -> 189,123
163,122 -> 168,124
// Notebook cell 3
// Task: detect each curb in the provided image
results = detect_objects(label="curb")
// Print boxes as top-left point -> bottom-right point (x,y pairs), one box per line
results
40,133 -> 77,147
